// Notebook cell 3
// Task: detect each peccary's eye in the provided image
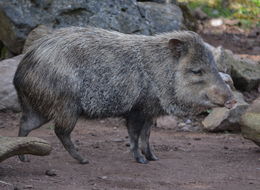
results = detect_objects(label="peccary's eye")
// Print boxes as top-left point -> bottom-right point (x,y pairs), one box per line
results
191,69 -> 203,75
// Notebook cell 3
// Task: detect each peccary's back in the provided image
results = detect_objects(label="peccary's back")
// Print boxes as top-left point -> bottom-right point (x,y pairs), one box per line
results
14,27 -> 158,119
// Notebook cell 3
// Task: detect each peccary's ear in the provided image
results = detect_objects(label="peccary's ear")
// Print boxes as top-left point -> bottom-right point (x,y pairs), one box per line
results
168,39 -> 186,58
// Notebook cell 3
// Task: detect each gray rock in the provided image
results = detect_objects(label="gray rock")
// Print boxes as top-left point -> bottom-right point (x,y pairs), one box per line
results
157,116 -> 178,129
134,0 -> 177,4
185,119 -> 192,124
205,44 -> 260,91
0,0 -> 184,54
240,97 -> 260,146
202,107 -> 230,131
219,72 -> 235,90
204,43 -> 231,74
137,2 -> 183,34
137,0 -> 167,3
229,55 -> 260,91
23,25 -> 53,53
45,169 -> 57,177
0,55 -> 23,111
157,116 -> 203,132
202,91 -> 249,132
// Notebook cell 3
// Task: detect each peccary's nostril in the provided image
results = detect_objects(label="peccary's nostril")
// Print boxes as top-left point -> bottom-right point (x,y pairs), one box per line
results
224,99 -> 237,109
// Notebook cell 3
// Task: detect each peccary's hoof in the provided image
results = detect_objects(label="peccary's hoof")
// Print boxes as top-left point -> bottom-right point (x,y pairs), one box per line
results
136,157 -> 149,164
18,155 -> 30,162
79,159 -> 89,164
146,155 -> 159,161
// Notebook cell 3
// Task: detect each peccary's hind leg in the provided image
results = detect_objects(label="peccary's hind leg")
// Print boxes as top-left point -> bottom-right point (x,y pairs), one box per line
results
54,114 -> 88,164
18,108 -> 49,162
140,118 -> 158,161
126,111 -> 148,164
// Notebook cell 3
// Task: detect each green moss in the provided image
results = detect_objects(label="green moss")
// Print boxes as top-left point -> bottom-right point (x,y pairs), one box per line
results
178,0 -> 260,28
0,42 -> 9,60
47,125 -> 55,130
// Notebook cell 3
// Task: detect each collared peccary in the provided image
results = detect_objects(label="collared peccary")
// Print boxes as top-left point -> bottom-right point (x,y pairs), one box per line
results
13,27 -> 235,164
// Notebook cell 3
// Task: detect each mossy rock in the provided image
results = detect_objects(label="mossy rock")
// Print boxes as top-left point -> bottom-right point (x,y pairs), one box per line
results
240,98 -> 260,146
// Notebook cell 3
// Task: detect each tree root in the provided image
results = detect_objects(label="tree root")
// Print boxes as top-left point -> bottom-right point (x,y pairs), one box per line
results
0,136 -> 52,162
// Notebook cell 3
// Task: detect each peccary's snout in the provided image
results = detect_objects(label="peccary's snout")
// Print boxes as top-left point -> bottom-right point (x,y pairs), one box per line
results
206,85 -> 236,109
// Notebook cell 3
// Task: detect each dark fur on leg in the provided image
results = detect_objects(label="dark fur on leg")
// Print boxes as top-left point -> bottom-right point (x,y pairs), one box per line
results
140,118 -> 158,161
18,101 -> 48,162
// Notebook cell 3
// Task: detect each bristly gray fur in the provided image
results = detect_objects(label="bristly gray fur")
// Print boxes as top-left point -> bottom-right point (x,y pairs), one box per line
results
13,26 -> 233,164
14,27 -> 208,121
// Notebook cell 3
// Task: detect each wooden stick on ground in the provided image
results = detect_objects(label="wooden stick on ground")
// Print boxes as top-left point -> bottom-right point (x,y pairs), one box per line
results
0,136 -> 52,162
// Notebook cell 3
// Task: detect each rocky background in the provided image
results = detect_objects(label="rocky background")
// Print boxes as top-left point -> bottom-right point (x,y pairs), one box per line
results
0,0 -> 259,148
0,0 -> 185,57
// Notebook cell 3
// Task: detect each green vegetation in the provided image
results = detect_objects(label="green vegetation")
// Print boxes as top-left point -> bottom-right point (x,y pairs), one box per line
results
48,125 -> 55,130
178,0 -> 260,28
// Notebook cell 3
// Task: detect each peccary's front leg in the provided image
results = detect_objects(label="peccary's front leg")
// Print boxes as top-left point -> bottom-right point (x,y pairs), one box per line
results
140,118 -> 158,161
126,111 -> 148,164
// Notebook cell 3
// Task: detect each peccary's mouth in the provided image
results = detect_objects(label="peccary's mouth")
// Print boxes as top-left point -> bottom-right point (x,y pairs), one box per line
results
202,100 -> 221,109
203,101 -> 235,110
211,102 -> 224,108
198,101 -> 223,113
206,100 -> 236,109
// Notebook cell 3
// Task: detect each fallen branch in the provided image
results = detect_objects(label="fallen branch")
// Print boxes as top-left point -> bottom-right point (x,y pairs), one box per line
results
0,136 -> 52,162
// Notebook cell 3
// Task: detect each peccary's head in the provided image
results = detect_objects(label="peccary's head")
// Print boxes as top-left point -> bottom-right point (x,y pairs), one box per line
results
156,31 -> 235,115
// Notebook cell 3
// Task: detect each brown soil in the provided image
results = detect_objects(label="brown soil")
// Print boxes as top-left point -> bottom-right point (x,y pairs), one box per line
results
198,20 -> 260,63
0,112 -> 259,190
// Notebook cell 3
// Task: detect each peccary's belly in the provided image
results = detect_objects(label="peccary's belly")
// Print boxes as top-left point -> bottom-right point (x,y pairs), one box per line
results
79,69 -> 142,118
81,92 -> 136,118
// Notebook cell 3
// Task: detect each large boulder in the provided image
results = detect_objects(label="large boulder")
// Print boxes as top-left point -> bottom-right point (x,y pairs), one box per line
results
202,91 -> 249,132
240,97 -> 260,146
206,44 -> 260,91
201,70 -> 249,132
0,0 -> 184,55
0,25 -> 60,112
0,55 -> 23,112
23,25 -> 53,53
137,2 -> 183,34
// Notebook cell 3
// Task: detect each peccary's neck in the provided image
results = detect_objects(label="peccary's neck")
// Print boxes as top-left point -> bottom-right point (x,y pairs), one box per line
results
133,39 -> 179,117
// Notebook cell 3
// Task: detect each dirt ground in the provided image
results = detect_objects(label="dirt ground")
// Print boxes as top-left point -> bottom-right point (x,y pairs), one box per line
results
0,111 -> 259,190
198,21 -> 260,63
1,23 -> 260,190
